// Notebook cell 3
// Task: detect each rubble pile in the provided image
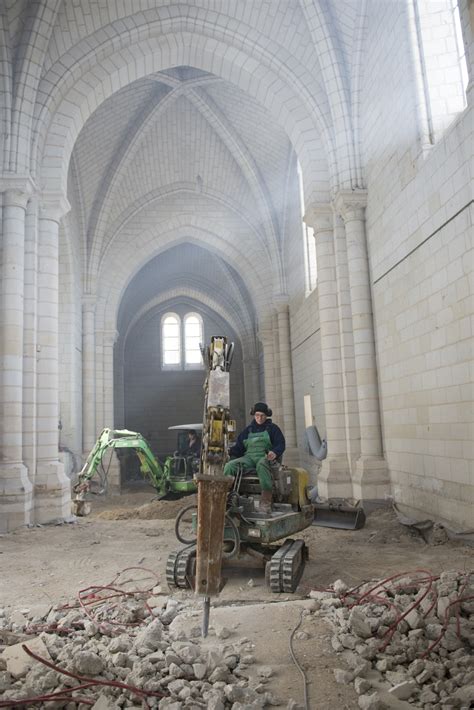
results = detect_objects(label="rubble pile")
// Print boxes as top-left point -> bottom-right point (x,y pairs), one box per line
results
0,590 -> 280,709
310,570 -> 474,710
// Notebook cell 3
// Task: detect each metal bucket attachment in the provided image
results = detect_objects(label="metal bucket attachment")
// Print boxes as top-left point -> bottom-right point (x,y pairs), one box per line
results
312,499 -> 366,530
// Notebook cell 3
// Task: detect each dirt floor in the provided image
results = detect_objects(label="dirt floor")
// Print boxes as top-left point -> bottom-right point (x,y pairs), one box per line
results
0,485 -> 472,708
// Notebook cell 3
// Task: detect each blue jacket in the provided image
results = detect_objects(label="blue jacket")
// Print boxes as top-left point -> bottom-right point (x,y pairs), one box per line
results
229,419 -> 285,459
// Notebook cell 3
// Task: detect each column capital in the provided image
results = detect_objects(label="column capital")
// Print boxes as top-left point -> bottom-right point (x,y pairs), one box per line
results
333,189 -> 367,222
39,192 -> 71,222
272,293 -> 289,311
0,174 -> 37,208
304,202 -> 333,233
82,295 -> 97,313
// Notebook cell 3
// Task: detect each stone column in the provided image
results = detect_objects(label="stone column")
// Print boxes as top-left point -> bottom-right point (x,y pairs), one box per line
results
35,193 -> 72,523
102,329 -> 118,427
242,355 -> 260,416
257,325 -> 277,415
274,296 -> 297,454
334,190 -> 389,501
23,196 -> 39,492
82,296 -> 96,453
333,213 -> 361,471
0,182 -> 34,531
271,311 -> 283,422
305,204 -> 352,497
102,328 -> 121,494
114,336 -> 125,428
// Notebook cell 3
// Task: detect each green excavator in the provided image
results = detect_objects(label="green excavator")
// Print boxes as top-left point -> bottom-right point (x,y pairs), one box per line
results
72,427 -> 198,515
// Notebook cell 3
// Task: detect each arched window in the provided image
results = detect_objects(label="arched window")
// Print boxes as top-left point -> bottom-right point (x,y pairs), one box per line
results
161,313 -> 181,369
297,161 -> 317,294
413,0 -> 468,143
184,313 -> 203,368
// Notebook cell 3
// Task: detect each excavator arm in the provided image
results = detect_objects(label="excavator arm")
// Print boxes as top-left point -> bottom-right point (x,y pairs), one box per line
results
72,428 -> 168,514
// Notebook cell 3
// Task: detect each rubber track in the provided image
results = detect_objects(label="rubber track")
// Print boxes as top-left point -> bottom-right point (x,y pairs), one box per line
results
166,545 -> 196,589
268,538 -> 307,593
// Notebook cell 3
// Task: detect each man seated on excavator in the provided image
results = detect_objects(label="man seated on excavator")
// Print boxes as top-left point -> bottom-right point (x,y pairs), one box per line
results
185,429 -> 201,457
223,402 -> 285,514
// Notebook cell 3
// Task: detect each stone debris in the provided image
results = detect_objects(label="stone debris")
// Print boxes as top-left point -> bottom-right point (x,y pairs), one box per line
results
311,570 -> 474,709
0,592 -> 283,708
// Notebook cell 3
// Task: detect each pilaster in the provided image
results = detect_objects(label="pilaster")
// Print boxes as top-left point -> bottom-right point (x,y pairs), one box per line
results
242,354 -> 260,418
273,294 -> 297,453
82,296 -> 97,453
305,204 -> 352,498
257,324 -> 277,418
34,193 -> 71,524
0,179 -> 35,531
102,329 -> 118,428
334,190 -> 389,502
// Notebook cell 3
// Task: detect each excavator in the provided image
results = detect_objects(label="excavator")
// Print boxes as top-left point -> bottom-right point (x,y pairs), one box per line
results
71,427 -> 198,516
166,336 -> 315,635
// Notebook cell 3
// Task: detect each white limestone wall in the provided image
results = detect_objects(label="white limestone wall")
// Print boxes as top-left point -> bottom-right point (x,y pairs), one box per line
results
362,2 -> 473,529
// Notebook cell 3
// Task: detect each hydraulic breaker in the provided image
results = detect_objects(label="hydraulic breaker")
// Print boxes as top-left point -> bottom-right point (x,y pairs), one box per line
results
195,336 -> 234,635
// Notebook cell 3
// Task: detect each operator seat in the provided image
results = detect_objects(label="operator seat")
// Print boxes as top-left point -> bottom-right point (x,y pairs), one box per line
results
233,459 -> 283,497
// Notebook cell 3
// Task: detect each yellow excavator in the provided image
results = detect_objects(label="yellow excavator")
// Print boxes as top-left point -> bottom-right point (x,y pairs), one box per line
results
166,336 -> 315,634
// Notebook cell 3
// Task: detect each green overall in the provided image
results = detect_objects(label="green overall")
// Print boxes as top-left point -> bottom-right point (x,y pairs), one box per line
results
223,430 -> 273,491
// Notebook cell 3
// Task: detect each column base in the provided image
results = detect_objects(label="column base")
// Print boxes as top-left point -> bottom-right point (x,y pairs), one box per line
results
0,463 -> 33,532
352,456 -> 390,503
35,460 -> 72,523
317,457 -> 353,499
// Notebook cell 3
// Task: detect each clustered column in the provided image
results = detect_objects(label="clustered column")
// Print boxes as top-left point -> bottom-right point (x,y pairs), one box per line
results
335,191 -> 389,499
242,354 -> 260,417
82,296 -> 97,453
102,329 -> 118,427
305,204 -> 352,497
23,196 -> 39,491
0,184 -> 34,531
35,195 -> 72,523
274,296 -> 297,451
258,326 -> 278,417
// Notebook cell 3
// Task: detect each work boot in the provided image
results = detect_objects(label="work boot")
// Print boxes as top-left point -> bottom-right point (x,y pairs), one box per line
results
259,490 -> 273,514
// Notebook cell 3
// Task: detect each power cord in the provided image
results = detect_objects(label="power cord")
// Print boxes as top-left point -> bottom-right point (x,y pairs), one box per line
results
289,607 -> 310,710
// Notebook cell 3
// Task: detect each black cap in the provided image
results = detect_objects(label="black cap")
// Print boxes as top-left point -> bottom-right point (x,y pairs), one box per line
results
250,402 -> 272,416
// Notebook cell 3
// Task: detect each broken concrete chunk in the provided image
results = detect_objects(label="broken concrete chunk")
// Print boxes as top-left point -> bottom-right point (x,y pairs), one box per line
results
134,619 -> 163,650
0,670 -> 12,692
388,680 -> 416,700
72,650 -> 105,676
350,608 -> 373,639
354,677 -> 371,695
404,609 -> 421,630
91,694 -> 120,709
108,634 -> 131,653
358,691 -> 383,709
2,637 -> 51,679
215,625 -> 231,639
333,579 -> 349,594
334,668 -> 353,684
257,665 -> 273,678
193,662 -> 207,680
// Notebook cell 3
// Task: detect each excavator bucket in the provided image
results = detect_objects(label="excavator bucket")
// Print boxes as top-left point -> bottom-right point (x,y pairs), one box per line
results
312,499 -> 366,530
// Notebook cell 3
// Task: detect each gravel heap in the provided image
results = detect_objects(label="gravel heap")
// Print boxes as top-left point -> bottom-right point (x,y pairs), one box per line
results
0,588 -> 281,709
310,570 -> 474,710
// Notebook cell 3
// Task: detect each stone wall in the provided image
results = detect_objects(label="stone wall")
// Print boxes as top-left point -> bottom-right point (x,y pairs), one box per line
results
362,2 -> 473,528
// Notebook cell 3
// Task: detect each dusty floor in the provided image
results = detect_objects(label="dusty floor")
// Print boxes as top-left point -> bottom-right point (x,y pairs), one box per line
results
0,486 -> 472,708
